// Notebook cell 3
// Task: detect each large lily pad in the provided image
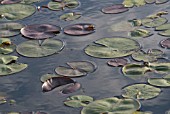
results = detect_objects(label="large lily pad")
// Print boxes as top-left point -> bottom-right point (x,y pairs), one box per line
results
101,4 -> 129,14
156,23 -> 170,31
64,95 -> 94,108
60,12 -> 81,21
160,38 -> 170,49
85,37 -> 140,58
81,97 -> 141,114
0,38 -> 16,54
0,0 -> 21,4
0,22 -> 24,37
129,29 -> 153,38
123,0 -> 146,7
122,84 -> 161,100
48,0 -> 79,11
55,61 -> 97,77
64,23 -> 95,36
21,24 -> 61,39
16,39 -> 64,58
0,4 -> 36,22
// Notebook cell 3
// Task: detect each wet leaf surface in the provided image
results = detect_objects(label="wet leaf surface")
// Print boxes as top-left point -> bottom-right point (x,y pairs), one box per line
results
0,0 -> 21,4
160,38 -> 170,48
158,29 -> 170,37
60,12 -> 81,21
123,0 -> 146,7
156,23 -> 170,30
129,29 -> 153,38
0,38 -> 16,54
40,73 -> 61,82
145,0 -> 169,4
148,75 -> 170,87
107,58 -> 128,67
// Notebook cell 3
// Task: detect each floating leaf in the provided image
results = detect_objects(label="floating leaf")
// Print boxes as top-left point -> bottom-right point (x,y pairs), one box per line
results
64,23 -> 95,36
156,23 -> 170,30
101,4 -> 129,14
81,97 -> 141,114
55,61 -> 97,77
0,54 -> 18,64
148,62 -> 170,74
148,75 -> 170,87
0,38 -> 16,54
48,0 -> 79,11
147,11 -> 168,19
142,17 -> 167,28
60,12 -> 81,21
21,24 -> 61,39
85,37 -> 140,58
129,29 -> 153,38
0,95 -> 7,105
128,19 -> 142,26
64,95 -> 93,108
160,38 -> 170,49
123,0 -> 146,7
155,0 -> 169,4
158,29 -> 170,37
0,4 -> 36,22
133,111 -> 153,114
107,58 -> 128,67
122,84 -> 161,100
0,0 -> 21,4
20,0 -> 40,4
61,82 -> 81,94
40,73 -> 61,82
145,0 -> 155,3
16,39 -> 64,58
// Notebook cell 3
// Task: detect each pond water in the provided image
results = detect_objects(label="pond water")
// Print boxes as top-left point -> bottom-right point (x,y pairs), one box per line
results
0,0 -> 170,114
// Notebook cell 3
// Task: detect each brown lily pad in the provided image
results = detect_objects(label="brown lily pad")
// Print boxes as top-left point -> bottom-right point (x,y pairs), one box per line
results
160,38 -> 170,49
0,0 -> 21,4
60,82 -> 81,94
107,58 -> 128,67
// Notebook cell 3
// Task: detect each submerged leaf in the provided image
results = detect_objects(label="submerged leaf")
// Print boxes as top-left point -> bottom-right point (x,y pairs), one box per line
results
0,38 -> 16,54
60,12 -> 81,21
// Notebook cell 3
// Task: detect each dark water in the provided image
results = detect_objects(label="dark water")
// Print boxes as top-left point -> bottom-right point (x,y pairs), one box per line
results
0,0 -> 170,114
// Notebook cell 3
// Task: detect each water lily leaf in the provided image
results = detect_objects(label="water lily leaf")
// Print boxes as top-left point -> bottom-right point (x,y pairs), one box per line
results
64,23 -> 95,36
142,17 -> 167,28
0,4 -> 36,22
145,0 -> 155,3
48,0 -> 79,11
107,58 -> 128,67
128,19 -> 142,26
61,82 -> 81,94
129,29 -> 153,38
0,95 -> 7,105
64,95 -> 93,108
0,54 -> 18,64
85,37 -> 140,58
160,38 -> 170,49
156,23 -> 170,31
101,4 -> 129,14
60,12 -> 81,21
55,61 -> 97,77
145,0 -> 169,4
132,49 -> 163,62
122,84 -> 161,100
81,97 -> 141,114
0,38 -> 16,54
158,29 -> 170,37
148,77 -> 170,87
42,77 -> 75,92
133,111 -> 153,114
21,24 -> 61,39
0,22 -> 24,37
148,62 -> 170,74
16,39 -> 64,58
40,73 -> 61,82
20,0 -> 40,4
0,0 -> 21,4
123,0 -> 146,7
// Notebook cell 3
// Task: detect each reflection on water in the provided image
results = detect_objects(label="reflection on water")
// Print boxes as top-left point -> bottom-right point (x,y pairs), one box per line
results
0,0 -> 170,114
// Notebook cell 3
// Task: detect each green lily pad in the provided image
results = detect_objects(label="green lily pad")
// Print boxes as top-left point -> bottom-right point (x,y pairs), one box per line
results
122,84 -> 161,100
20,0 -> 40,4
129,29 -> 153,38
0,38 -> 16,54
16,39 -> 64,58
40,73 -> 61,82
48,0 -> 79,11
85,37 -> 140,58
148,62 -> 170,74
0,95 -> 7,105
156,23 -> 170,30
133,111 -> 153,114
141,17 -> 167,28
81,97 -> 141,114
60,12 -> 81,21
145,0 -> 169,4
64,95 -> 94,108
0,54 -> 18,64
0,22 -> 24,37
148,75 -> 170,87
123,0 -> 146,7
132,49 -> 163,62
158,29 -> 170,37
0,4 -> 36,22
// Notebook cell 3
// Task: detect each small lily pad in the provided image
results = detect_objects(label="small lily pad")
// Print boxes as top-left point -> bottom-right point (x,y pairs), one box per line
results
107,58 -> 128,67
145,0 -> 169,4
122,84 -> 161,100
21,24 -> 61,39
156,23 -> 170,31
0,54 -> 18,64
123,0 -> 146,7
0,4 -> 36,22
148,62 -> 170,74
0,0 -> 21,4
129,29 -> 153,38
61,82 -> 81,94
40,73 -> 61,82
60,12 -> 81,21
81,97 -> 141,114
160,38 -> 170,49
101,4 -> 129,14
158,29 -> 170,37
148,75 -> 170,87
16,39 -> 64,58
0,38 -> 16,54
64,95 -> 93,108
64,23 -> 95,36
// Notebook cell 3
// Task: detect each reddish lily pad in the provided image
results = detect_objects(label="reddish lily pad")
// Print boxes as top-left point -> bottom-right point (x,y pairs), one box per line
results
0,0 -> 21,4
64,23 -> 95,36
60,82 -> 81,94
101,4 -> 129,14
160,38 -> 170,49
21,24 -> 61,39
107,58 -> 128,67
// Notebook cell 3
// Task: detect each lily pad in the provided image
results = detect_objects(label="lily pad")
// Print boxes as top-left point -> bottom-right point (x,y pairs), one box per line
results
0,38 -> 16,54
40,73 -> 61,82
55,61 -> 97,77
48,0 -> 79,11
85,37 -> 140,58
20,24 -> 61,39
148,62 -> 170,74
156,23 -> 170,30
81,97 -> 141,114
0,22 -> 24,37
129,29 -> 153,38
145,0 -> 169,4
101,4 -> 129,14
0,4 -> 36,22
16,39 -> 64,58
0,54 -> 18,64
20,0 -> 40,4
64,95 -> 93,108
60,12 -> 81,21
107,58 -> 128,67
160,38 -> 170,49
64,23 -> 95,36
0,0 -> 21,4
158,29 -> 170,37
122,84 -> 161,100
133,111 -> 153,114
61,82 -> 81,94
123,0 -> 146,7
